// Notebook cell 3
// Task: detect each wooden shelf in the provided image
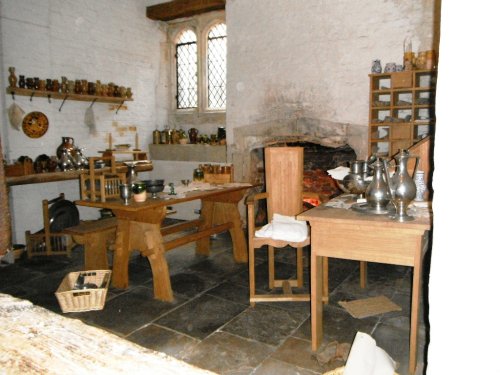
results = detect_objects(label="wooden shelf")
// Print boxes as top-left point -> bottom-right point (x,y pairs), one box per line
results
6,162 -> 153,187
368,69 -> 437,157
6,87 -> 132,106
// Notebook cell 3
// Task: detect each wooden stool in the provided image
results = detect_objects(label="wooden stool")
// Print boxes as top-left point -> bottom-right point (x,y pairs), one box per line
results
63,217 -> 117,270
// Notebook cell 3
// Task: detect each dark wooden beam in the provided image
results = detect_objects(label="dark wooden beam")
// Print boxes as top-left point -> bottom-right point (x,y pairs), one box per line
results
146,0 -> 225,22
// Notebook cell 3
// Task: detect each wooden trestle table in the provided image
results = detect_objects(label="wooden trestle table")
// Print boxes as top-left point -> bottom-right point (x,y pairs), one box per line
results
297,204 -> 431,375
75,184 -> 252,302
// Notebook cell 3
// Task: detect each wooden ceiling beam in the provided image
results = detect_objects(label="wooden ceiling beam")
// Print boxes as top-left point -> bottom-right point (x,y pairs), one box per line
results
146,0 -> 225,22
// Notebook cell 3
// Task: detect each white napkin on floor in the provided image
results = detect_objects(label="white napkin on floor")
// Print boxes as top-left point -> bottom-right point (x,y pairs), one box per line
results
344,332 -> 396,375
255,213 -> 308,242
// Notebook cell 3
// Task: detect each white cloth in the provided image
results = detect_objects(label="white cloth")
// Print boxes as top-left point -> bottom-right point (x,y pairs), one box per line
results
327,166 -> 350,180
344,332 -> 396,375
255,213 -> 308,243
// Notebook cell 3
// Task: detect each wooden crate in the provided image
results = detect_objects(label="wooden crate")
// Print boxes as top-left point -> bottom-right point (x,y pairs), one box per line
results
5,160 -> 34,177
204,172 -> 232,184
203,164 -> 233,184
55,270 -> 111,313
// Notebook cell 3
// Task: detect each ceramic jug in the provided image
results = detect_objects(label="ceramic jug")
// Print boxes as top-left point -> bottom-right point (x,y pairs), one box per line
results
188,128 -> 198,144
8,67 -> 17,88
389,150 -> 419,221
371,60 -> 382,74
56,137 -> 75,159
18,75 -> 26,89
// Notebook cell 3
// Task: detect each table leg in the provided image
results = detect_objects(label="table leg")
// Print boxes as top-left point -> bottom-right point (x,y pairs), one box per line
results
311,253 -> 324,351
196,200 -> 214,256
112,219 -> 131,289
360,261 -> 367,288
142,224 -> 173,302
214,201 -> 248,263
409,237 -> 424,374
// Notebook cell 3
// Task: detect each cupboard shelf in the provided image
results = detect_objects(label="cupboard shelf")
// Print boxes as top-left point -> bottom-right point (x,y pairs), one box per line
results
368,69 -> 437,157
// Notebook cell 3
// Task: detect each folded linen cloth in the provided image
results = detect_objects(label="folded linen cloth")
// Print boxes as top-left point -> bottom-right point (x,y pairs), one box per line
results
255,213 -> 308,242
327,166 -> 350,180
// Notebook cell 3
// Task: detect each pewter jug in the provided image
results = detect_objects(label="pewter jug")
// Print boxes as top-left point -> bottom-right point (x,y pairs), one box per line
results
73,148 -> 88,170
342,160 -> 370,197
59,149 -> 75,171
389,150 -> 419,221
126,164 -> 138,184
365,159 -> 391,212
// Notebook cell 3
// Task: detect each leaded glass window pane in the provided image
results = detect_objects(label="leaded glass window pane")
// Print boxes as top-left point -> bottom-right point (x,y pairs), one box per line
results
207,23 -> 226,110
176,29 -> 198,109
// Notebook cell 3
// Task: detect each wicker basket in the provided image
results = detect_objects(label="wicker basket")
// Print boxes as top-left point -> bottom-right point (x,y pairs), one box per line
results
55,270 -> 111,313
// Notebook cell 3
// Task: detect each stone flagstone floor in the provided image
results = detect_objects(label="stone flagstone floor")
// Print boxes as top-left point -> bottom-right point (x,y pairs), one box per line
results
0,230 -> 429,374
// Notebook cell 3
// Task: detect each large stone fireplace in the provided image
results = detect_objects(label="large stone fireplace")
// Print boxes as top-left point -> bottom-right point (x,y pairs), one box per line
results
229,117 -> 364,200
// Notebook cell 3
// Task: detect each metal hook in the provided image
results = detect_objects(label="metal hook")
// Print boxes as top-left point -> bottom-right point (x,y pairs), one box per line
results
115,101 -> 124,114
47,94 -> 51,104
30,91 -> 35,101
89,98 -> 97,109
59,95 -> 68,112
11,91 -> 15,101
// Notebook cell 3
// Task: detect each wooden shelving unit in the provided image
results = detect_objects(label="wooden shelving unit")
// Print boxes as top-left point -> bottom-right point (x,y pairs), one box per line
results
368,69 -> 437,157
6,87 -> 132,112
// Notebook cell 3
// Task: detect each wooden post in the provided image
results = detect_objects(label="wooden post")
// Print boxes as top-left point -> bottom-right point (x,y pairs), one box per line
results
0,133 -> 11,255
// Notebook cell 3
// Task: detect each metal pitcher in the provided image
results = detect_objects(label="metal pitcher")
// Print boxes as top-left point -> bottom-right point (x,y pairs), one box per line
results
365,159 -> 392,212
342,160 -> 370,197
388,149 -> 420,222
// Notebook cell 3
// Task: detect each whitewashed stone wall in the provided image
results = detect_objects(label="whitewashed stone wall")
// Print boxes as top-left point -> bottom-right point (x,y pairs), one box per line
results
226,0 -> 438,159
1,0 -> 438,242
0,0 -> 166,242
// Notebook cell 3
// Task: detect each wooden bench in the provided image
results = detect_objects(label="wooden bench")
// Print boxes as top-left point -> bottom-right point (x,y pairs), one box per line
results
63,217 -> 117,270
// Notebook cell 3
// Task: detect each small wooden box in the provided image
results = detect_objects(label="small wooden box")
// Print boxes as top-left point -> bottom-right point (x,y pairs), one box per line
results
204,172 -> 232,184
5,160 -> 34,177
392,71 -> 413,88
203,164 -> 233,184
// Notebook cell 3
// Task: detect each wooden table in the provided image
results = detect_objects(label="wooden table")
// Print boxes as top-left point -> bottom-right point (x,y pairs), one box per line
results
298,204 -> 431,374
76,184 -> 252,302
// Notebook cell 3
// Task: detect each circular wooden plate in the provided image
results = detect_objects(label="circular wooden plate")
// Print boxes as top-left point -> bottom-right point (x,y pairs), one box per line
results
22,111 -> 49,138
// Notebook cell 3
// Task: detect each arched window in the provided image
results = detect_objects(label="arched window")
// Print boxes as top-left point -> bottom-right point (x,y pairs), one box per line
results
168,15 -> 226,115
176,29 -> 197,109
207,23 -> 227,110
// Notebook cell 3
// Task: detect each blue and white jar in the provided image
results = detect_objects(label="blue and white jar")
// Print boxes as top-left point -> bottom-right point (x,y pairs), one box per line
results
414,171 -> 427,201
371,60 -> 382,74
